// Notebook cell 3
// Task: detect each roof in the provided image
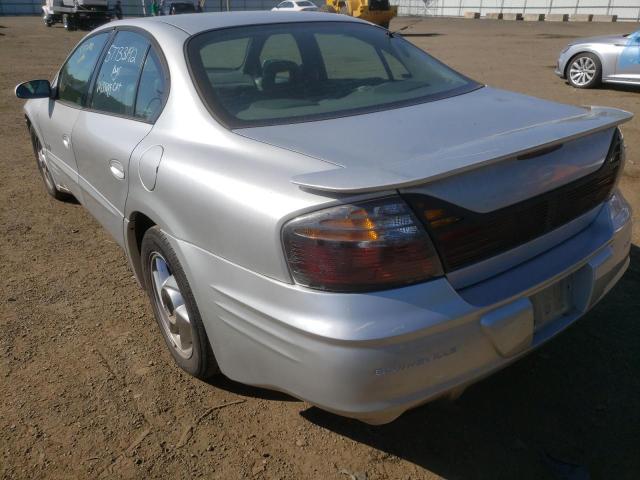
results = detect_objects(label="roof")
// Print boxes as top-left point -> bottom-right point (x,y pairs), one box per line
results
146,11 -> 364,35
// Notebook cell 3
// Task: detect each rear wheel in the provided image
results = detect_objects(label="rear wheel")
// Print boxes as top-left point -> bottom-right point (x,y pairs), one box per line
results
30,127 -> 72,201
141,227 -> 220,379
43,13 -> 53,26
566,52 -> 601,89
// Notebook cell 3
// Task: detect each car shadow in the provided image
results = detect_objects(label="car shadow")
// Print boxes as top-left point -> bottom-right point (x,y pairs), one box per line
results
61,194 -> 80,204
299,244 -> 640,479
600,83 -> 640,93
400,33 -> 445,38
204,374 -> 300,403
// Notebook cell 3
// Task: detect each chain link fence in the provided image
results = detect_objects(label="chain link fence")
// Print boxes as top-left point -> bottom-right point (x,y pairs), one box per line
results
391,0 -> 640,20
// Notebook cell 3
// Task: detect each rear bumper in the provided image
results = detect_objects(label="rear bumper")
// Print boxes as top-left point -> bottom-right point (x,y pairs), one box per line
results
170,192 -> 631,424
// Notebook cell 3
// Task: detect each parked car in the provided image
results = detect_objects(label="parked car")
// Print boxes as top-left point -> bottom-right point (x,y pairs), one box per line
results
16,12 -> 633,424
271,0 -> 318,11
556,30 -> 640,88
161,0 -> 195,15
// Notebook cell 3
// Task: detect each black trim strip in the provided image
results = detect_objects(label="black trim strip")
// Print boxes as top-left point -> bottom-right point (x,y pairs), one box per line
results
403,129 -> 622,272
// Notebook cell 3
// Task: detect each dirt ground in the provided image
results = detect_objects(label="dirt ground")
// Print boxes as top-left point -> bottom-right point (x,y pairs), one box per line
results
1,15 -> 639,480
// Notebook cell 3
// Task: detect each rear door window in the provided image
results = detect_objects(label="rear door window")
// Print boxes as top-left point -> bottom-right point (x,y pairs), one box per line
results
90,31 -> 151,117
134,49 -> 167,122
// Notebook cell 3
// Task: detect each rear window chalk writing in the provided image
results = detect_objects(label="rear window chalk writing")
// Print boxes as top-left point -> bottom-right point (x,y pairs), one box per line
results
104,45 -> 139,64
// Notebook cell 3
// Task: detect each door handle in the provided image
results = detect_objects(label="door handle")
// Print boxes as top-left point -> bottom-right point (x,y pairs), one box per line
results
62,134 -> 71,149
109,159 -> 125,180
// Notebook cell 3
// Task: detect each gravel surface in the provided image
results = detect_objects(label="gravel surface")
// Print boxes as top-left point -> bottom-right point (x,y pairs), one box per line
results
1,16 -> 639,480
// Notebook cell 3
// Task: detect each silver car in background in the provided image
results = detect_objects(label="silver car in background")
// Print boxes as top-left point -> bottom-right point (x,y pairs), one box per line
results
556,29 -> 640,88
16,12 -> 633,424
271,0 -> 319,11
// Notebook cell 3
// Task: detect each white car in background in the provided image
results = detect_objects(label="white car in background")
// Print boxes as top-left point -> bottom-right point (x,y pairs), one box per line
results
271,0 -> 318,11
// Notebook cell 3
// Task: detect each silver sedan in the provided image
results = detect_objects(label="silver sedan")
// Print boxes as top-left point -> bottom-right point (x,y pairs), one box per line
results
556,30 -> 640,88
16,12 -> 633,424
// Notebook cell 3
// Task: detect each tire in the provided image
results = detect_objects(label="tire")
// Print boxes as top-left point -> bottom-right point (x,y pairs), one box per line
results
141,226 -> 220,379
30,127 -> 73,201
43,14 -> 53,27
566,52 -> 601,89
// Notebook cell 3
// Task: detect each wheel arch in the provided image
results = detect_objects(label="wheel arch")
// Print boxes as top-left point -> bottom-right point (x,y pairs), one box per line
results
126,211 -> 157,286
25,114 -> 43,155
25,113 -> 38,138
564,49 -> 604,80
24,109 -> 46,145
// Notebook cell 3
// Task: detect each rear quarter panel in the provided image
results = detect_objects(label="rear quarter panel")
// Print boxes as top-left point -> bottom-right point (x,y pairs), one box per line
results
121,23 -> 343,282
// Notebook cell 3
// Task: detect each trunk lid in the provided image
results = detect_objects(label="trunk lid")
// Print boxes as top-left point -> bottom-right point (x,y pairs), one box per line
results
234,87 -> 631,198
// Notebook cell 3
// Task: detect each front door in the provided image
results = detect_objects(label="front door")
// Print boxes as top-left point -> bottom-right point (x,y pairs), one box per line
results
41,32 -> 110,198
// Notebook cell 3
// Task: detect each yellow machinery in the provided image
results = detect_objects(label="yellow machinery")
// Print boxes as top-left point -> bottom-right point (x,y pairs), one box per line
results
321,0 -> 398,28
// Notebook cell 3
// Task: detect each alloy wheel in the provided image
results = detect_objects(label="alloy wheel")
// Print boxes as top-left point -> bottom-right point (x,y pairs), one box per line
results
149,253 -> 194,359
569,56 -> 596,86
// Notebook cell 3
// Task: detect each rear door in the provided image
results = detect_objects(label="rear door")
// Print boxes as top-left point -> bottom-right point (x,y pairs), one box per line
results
72,30 -> 168,246
41,32 -> 110,198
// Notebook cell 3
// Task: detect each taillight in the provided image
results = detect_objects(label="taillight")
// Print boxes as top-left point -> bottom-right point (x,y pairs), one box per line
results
282,196 -> 443,292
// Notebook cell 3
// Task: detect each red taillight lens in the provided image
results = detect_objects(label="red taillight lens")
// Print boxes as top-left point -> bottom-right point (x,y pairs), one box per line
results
282,196 -> 443,292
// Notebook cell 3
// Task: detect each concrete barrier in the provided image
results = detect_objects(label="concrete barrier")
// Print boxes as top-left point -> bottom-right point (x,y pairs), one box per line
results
524,13 -> 545,21
592,14 -> 618,22
569,14 -> 593,22
464,11 -> 480,19
485,12 -> 503,19
502,13 -> 523,20
546,13 -> 569,22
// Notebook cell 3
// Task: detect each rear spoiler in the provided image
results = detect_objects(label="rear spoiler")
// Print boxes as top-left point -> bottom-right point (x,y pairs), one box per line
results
291,106 -> 632,193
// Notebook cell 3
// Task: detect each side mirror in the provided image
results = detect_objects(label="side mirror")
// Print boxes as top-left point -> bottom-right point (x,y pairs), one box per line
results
15,80 -> 52,99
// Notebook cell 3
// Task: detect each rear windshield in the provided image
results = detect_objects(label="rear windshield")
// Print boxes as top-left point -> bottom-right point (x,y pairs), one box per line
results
186,22 -> 479,128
